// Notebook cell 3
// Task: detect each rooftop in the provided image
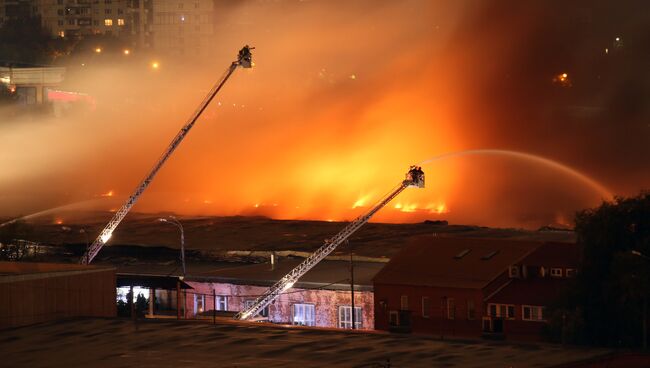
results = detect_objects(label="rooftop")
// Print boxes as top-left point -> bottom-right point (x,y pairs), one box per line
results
373,236 -> 546,289
191,258 -> 384,291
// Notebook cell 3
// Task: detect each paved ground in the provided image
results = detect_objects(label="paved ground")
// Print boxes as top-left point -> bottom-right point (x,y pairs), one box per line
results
1,317 -> 607,367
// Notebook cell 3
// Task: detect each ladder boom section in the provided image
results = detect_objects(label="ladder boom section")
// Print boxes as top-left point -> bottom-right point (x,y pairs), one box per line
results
235,166 -> 425,320
80,46 -> 253,265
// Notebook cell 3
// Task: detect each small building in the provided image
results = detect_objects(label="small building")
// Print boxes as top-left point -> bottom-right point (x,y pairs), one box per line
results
149,259 -> 382,330
373,237 -> 577,340
0,261 -> 116,328
0,66 -> 66,105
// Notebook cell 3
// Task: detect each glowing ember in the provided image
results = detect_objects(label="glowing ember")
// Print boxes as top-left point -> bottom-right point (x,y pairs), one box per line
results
55,219 -> 63,225
101,190 -> 114,197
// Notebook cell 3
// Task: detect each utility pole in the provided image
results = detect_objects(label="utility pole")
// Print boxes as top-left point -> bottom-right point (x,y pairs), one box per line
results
349,240 -> 356,330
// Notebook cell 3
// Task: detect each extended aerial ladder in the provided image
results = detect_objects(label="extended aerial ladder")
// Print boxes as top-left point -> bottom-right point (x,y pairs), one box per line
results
80,46 -> 254,265
235,166 -> 425,320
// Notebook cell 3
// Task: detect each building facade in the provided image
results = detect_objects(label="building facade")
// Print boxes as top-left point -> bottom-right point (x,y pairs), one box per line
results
373,237 -> 578,341
136,259 -> 381,330
0,0 -> 214,55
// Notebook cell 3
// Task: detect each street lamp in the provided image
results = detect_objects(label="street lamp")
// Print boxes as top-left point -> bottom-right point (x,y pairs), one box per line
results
159,216 -> 186,277
631,249 -> 649,350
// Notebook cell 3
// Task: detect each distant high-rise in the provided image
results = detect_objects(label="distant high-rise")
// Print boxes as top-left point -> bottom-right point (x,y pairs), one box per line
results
0,0 -> 215,55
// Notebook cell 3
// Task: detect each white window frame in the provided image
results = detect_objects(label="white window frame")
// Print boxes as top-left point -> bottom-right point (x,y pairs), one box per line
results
400,295 -> 408,310
487,303 -> 515,319
422,297 -> 430,318
338,305 -> 362,329
446,298 -> 456,320
389,310 -> 399,326
244,299 -> 268,317
508,265 -> 520,278
550,268 -> 563,277
193,294 -> 205,315
522,305 -> 545,322
215,295 -> 228,311
292,303 -> 315,326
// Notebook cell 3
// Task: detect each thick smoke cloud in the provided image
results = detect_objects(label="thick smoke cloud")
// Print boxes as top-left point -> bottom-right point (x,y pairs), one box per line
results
1,0 -> 648,228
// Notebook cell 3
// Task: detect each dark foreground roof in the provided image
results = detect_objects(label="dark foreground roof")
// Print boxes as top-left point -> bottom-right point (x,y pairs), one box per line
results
373,236 -> 542,289
487,278 -> 570,305
190,259 -> 385,291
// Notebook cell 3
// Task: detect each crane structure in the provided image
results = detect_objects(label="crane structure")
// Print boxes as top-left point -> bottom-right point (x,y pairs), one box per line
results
80,45 -> 254,265
235,166 -> 425,320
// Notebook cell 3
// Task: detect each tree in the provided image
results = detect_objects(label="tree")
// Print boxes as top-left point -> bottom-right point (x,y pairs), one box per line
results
546,191 -> 650,347
0,15 -> 74,65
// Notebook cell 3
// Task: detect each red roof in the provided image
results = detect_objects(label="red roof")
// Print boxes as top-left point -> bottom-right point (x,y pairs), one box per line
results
487,278 -> 570,305
373,236 -> 542,289
522,241 -> 579,268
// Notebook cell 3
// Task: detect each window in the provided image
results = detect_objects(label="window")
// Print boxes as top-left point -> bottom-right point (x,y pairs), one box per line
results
565,268 -> 576,277
389,310 -> 399,326
400,295 -> 408,310
58,20 -> 64,26
193,294 -> 205,314
422,297 -> 430,318
292,304 -> 315,326
215,295 -> 228,311
58,30 -> 65,37
117,18 -> 124,26
105,9 -> 111,14
104,19 -> 112,26
467,300 -> 476,320
508,265 -> 520,278
550,268 -> 563,277
454,249 -> 471,259
522,305 -> 545,321
338,306 -> 362,329
244,299 -> 268,317
446,298 -> 456,319
481,250 -> 499,260
57,9 -> 63,15
488,303 -> 515,319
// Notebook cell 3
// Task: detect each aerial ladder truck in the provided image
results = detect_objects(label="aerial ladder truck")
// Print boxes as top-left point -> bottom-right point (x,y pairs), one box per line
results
80,46 -> 254,265
235,166 -> 425,320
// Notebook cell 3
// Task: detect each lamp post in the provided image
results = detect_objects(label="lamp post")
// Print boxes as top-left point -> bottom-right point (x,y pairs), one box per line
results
159,216 -> 186,277
631,250 -> 649,350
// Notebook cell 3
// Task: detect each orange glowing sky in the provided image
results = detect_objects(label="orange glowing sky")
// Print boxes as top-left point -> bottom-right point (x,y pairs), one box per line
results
1,1 -> 648,229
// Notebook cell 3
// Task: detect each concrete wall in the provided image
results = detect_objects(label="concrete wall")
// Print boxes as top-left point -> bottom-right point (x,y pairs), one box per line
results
183,281 -> 374,330
0,267 -> 116,328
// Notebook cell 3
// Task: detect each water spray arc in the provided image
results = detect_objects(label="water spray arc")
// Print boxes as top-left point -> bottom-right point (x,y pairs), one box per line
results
418,149 -> 612,199
79,45 -> 255,265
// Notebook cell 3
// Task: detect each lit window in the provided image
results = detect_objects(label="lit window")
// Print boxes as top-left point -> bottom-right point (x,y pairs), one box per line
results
292,303 -> 315,326
58,30 -> 65,37
487,303 -> 515,319
446,298 -> 456,320
550,268 -> 563,277
215,295 -> 227,311
194,294 -> 205,314
104,19 -> 113,26
117,18 -> 124,26
422,297 -> 430,318
522,305 -> 546,321
338,306 -> 362,329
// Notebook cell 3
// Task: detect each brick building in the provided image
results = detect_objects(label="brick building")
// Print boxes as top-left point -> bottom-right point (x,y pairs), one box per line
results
150,259 -> 381,330
373,237 -> 578,340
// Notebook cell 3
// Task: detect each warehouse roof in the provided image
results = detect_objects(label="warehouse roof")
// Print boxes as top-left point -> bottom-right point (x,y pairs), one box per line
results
373,236 -> 542,289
